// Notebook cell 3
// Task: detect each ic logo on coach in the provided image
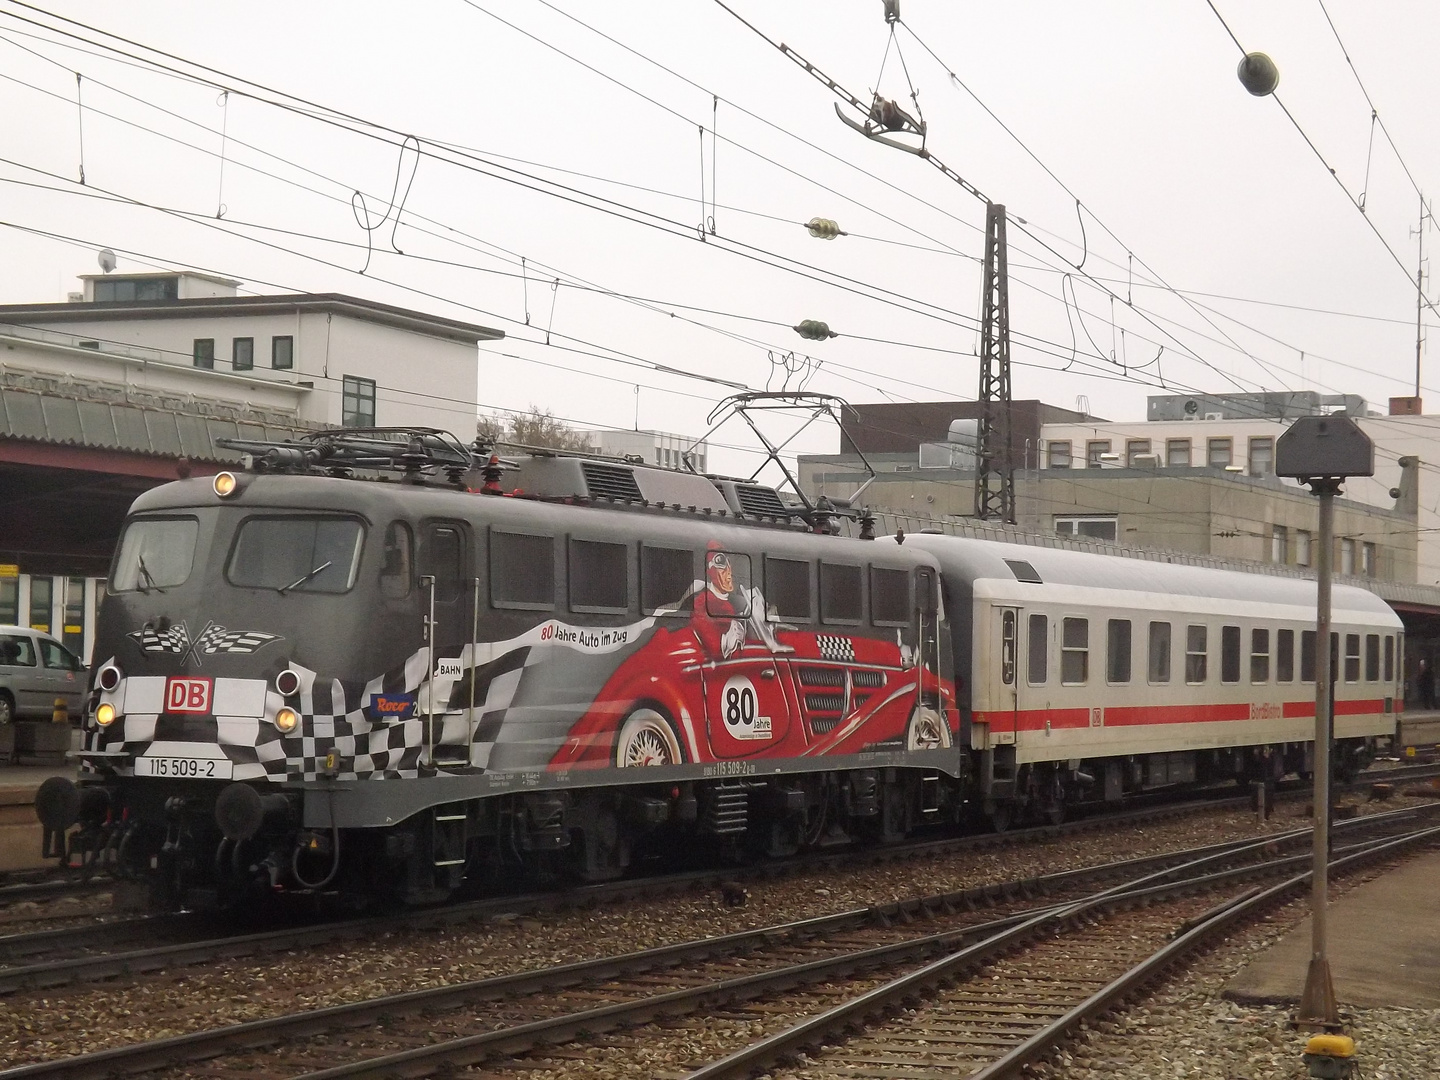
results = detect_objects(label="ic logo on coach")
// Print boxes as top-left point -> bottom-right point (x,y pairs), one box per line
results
165,676 -> 212,714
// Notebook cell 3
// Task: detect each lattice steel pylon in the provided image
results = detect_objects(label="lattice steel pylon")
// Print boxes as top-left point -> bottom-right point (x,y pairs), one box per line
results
974,201 -> 1015,523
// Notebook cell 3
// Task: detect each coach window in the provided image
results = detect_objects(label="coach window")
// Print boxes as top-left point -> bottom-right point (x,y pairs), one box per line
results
820,563 -> 863,625
765,557 -> 812,621
1250,628 -> 1270,683
1276,628 -> 1295,683
1300,630 -> 1317,682
1107,619 -> 1132,683
1344,634 -> 1361,682
379,522 -> 413,599
1062,617 -> 1089,684
707,552 -> 751,618
1148,622 -> 1171,683
871,567 -> 911,627
1364,633 -> 1380,682
570,539 -> 628,614
1028,613 -> 1048,685
1185,625 -> 1208,683
641,546 -> 694,614
1220,625 -> 1241,684
1001,610 -> 1016,685
491,531 -> 555,610
1384,635 -> 1395,682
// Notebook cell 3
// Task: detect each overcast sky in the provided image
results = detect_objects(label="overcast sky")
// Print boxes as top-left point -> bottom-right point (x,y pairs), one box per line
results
1,1 -> 1436,475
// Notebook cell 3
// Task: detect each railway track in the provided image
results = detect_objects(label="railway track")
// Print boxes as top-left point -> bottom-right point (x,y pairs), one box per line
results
2,802 -> 1433,1080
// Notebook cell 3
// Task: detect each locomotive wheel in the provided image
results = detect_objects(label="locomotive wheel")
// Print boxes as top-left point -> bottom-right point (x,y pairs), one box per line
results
905,704 -> 952,751
614,708 -> 684,767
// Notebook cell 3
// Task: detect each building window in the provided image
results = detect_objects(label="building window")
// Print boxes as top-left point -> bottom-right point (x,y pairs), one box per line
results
93,276 -> 178,302
342,375 -> 376,427
1248,436 -> 1274,476
1270,525 -> 1287,564
1295,530 -> 1312,567
1061,617 -> 1088,684
1251,628 -> 1270,683
1362,541 -> 1376,577
232,337 -> 254,372
1085,440 -> 1111,467
1186,624 -> 1207,683
1340,538 -> 1355,576
1046,441 -> 1072,469
192,338 -> 215,369
1221,625 -> 1241,683
1107,619 -> 1132,683
1148,621 -> 1171,683
1028,613 -> 1048,685
1125,439 -> 1152,467
1166,439 -> 1191,468
1277,628 -> 1295,682
1207,438 -> 1232,469
272,335 -> 294,370
1054,516 -> 1118,542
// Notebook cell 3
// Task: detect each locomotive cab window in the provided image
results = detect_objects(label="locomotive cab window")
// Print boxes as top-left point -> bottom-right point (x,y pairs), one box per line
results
820,562 -> 863,625
1107,619 -> 1131,684
1185,625 -> 1207,684
1276,628 -> 1295,682
1365,634 -> 1380,682
706,551 -> 750,618
1061,617 -> 1089,685
765,557 -> 812,621
641,545 -> 694,615
491,531 -> 555,609
228,517 -> 364,594
112,516 -> 199,592
1250,628 -> 1270,683
1301,630 -> 1317,682
570,539 -> 629,613
1148,622 -> 1171,684
1344,634 -> 1361,682
1220,625 -> 1241,684
1028,613 -> 1048,685
870,567 -> 910,627
379,522 -> 413,599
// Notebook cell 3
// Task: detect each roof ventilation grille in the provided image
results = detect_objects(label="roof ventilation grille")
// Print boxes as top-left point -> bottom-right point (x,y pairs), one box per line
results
580,461 -> 642,501
735,483 -> 788,518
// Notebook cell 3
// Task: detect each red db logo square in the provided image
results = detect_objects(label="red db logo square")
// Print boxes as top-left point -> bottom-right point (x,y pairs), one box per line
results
165,677 -> 212,714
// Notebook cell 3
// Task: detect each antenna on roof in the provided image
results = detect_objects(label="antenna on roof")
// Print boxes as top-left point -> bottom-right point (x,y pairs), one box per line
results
97,249 -> 117,274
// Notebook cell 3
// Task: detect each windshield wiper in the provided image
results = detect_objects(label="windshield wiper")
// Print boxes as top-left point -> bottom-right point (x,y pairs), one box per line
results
278,561 -> 333,595
136,554 -> 162,594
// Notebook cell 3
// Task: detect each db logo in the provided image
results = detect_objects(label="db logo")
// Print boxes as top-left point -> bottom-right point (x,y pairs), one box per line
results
165,677 -> 212,714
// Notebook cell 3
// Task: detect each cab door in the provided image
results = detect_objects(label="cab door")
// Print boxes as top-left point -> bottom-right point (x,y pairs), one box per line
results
416,521 -> 473,765
988,606 -> 1020,736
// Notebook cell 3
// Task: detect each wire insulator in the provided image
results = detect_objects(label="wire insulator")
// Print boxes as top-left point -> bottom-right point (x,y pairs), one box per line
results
883,1 -> 900,25
805,217 -> 843,240
794,320 -> 837,341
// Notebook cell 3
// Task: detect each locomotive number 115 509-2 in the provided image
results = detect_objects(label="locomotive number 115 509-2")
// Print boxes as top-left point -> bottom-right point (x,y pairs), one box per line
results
133,756 -> 235,779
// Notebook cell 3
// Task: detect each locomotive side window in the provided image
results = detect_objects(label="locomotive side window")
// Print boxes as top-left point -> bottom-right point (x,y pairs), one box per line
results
1364,634 -> 1380,682
228,517 -> 364,594
1344,634 -> 1361,682
765,557 -> 812,621
1001,610 -> 1016,685
820,563 -> 863,625
380,522 -> 412,599
1300,630 -> 1317,682
706,552 -> 751,618
641,545 -> 695,614
1276,628 -> 1295,682
870,567 -> 910,627
1220,626 -> 1241,684
1148,622 -> 1171,684
1027,613 -> 1048,685
1250,629 -> 1270,683
1106,619 -> 1131,684
112,517 -> 199,592
1384,635 -> 1395,682
1061,617 -> 1088,684
569,539 -> 628,613
1185,625 -> 1207,683
491,531 -> 554,609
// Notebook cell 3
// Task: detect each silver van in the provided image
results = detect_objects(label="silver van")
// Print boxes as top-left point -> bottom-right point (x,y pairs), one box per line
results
0,625 -> 86,724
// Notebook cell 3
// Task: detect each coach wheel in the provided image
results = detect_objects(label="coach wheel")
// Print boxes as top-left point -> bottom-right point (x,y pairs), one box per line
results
989,803 -> 1013,833
615,708 -> 684,767
905,704 -> 951,752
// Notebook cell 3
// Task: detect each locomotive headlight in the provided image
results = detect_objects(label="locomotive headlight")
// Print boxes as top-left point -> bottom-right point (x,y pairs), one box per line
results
274,707 -> 300,733
95,703 -> 117,727
213,471 -> 238,498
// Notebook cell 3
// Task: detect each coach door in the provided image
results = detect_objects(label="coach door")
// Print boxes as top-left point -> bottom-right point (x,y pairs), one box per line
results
989,606 -> 1020,736
417,521 -> 473,767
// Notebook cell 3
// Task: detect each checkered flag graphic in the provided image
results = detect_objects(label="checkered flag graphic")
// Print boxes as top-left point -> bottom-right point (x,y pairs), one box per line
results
195,625 -> 281,655
816,634 -> 856,662
128,623 -> 191,654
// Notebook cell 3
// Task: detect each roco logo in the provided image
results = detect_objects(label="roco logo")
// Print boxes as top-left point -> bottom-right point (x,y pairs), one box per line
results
165,677 -> 212,714
368,693 -> 417,720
